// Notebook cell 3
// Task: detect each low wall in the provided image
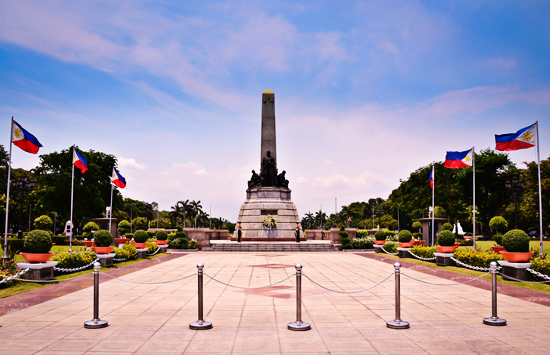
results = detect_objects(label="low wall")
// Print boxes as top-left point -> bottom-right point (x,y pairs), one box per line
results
304,230 -> 329,240
184,228 -> 229,247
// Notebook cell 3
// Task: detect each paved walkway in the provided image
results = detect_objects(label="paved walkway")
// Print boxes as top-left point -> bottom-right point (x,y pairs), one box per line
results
0,252 -> 549,354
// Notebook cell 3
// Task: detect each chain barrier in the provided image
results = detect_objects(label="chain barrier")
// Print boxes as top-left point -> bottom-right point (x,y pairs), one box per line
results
147,247 -> 161,256
450,256 -> 501,272
113,257 -> 129,262
526,268 -> 550,281
99,271 -> 196,285
303,272 -> 393,294
401,271 -> 490,286
0,268 -> 30,284
204,273 -> 295,290
496,271 -> 550,284
53,258 -> 99,273
381,245 -> 398,256
407,250 -> 436,261
17,271 -> 94,283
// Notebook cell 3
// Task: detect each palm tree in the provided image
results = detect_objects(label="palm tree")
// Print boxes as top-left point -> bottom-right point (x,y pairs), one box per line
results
169,203 -> 183,227
190,200 -> 203,228
304,212 -> 314,230
314,210 -> 327,230
177,199 -> 190,228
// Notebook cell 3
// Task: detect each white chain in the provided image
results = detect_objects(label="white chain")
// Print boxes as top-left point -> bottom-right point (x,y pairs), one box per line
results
497,271 -> 550,284
303,272 -> 393,294
204,273 -> 295,290
17,272 -> 94,283
450,256 -> 501,271
408,250 -> 436,261
0,268 -> 30,284
526,268 -> 550,280
100,271 -> 196,284
381,245 -> 398,255
53,258 -> 99,272
147,247 -> 161,256
401,271 -> 491,286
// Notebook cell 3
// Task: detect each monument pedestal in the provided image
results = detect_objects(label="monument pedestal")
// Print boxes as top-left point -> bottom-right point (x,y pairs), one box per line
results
374,245 -> 384,253
397,248 -> 410,258
237,187 -> 300,241
497,261 -> 532,281
158,244 -> 168,253
434,252 -> 455,266
17,261 -> 58,281
96,254 -> 114,267
136,248 -> 147,259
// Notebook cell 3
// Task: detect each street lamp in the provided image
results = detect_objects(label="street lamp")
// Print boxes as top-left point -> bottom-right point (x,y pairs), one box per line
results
375,207 -> 383,229
11,175 -> 36,238
505,176 -> 525,229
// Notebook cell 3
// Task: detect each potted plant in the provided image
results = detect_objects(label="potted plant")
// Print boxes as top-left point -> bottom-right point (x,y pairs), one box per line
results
92,230 -> 114,254
500,229 -> 533,262
397,230 -> 413,248
116,220 -> 131,244
82,221 -> 99,247
374,230 -> 387,245
155,230 -> 168,245
491,233 -> 505,253
133,230 -> 149,248
435,230 -> 457,253
412,232 -> 424,246
20,230 -> 54,262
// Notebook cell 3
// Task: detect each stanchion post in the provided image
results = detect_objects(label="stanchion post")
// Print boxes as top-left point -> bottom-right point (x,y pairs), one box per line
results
386,262 -> 410,329
483,261 -> 507,326
84,262 -> 108,329
288,264 -> 311,331
189,263 -> 213,330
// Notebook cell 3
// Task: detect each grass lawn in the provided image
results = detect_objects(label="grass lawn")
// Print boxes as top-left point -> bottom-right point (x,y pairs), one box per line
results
460,240 -> 550,255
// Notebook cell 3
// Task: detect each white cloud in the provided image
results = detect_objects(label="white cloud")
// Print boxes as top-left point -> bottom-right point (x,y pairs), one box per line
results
118,157 -> 147,171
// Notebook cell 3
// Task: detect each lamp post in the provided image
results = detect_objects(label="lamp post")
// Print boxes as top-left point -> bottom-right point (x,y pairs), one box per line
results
376,207 -> 383,230
11,175 -> 36,238
505,176 -> 524,229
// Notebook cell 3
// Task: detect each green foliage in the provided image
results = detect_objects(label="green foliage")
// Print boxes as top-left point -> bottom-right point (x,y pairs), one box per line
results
34,215 -> 53,230
52,249 -> 97,269
146,241 -> 158,254
169,236 -> 188,249
7,238 -> 25,255
351,237 -> 374,249
493,233 -> 503,246
149,218 -> 171,228
117,220 -> 131,235
453,249 -> 504,268
410,245 -> 436,259
125,233 -> 133,239
83,222 -> 99,239
263,215 -> 277,229
530,258 -> 550,278
93,230 -> 113,247
133,230 -> 148,243
412,221 -> 422,230
341,234 -> 351,249
339,230 -> 349,238
132,217 -> 148,230
374,230 -> 387,241
356,230 -> 370,238
436,230 -> 456,246
489,216 -> 508,233
383,241 -> 398,253
413,232 -> 423,239
502,229 -> 530,252
441,223 -> 453,231
147,230 -> 156,239
156,230 -> 168,241
24,230 -> 52,253
188,239 -> 198,249
398,230 -> 412,243
52,235 -> 68,245
113,243 -> 137,260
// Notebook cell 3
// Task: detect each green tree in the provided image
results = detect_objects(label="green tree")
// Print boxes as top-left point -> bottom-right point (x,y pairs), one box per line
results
314,210 -> 327,229
190,200 -> 203,228
34,215 -> 53,231
521,155 -> 550,235
132,217 -> 148,230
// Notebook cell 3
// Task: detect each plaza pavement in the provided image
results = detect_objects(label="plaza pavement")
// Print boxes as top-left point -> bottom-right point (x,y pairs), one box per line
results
0,252 -> 549,354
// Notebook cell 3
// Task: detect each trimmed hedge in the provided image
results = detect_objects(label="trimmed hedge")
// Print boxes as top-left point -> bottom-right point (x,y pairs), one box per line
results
453,249 -> 503,268
24,230 -> 52,253
410,245 -> 436,259
437,230 -> 455,246
502,229 -> 530,252
398,230 -> 412,243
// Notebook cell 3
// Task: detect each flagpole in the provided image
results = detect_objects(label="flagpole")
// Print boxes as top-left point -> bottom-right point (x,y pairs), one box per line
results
69,145 -> 75,252
3,118 -> 14,261
109,173 -> 114,237
431,163 -> 435,247
535,121 -> 543,257
472,147 -> 476,251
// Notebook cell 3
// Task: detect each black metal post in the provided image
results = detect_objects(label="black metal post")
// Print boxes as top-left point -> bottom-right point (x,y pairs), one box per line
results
483,262 -> 507,326
189,263 -> 212,330
288,264 -> 311,331
386,262 -> 410,329
84,262 -> 108,328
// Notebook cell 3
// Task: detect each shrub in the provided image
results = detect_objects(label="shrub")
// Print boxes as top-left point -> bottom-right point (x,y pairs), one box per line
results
356,230 -> 370,238
386,233 -> 398,242
460,239 -> 473,246
156,230 -> 168,241
132,217 -> 148,230
133,230 -> 148,243
146,241 -> 159,254
383,241 -> 398,253
410,245 -> 437,259
340,229 -> 351,249
0,260 -> 22,287
464,232 -> 473,236
437,230 -> 455,246
52,235 -> 68,246
175,231 -> 187,239
398,230 -> 412,243
169,237 -> 188,249
385,230 -> 396,236
52,249 -> 97,269
374,230 -> 387,241
83,222 -> 99,239
7,238 -> 25,255
453,249 -> 504,268
413,232 -> 423,240
147,230 -> 156,239
125,233 -> 134,239
412,221 -> 422,230
492,233 -> 503,246
117,220 -> 131,235
24,230 -> 53,253
34,215 -> 53,230
113,243 -> 137,260
530,258 -> 550,278
489,216 -> 508,234
441,223 -> 453,231
339,230 -> 349,238
94,230 -> 113,247
351,237 -> 374,249
502,229 -> 530,252
188,239 -> 198,249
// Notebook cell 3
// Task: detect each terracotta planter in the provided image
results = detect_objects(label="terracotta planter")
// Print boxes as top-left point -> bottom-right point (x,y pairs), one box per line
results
398,242 -> 413,248
464,236 -> 473,241
412,240 -> 424,246
435,246 -> 458,253
83,241 -> 95,247
115,238 -> 129,244
499,251 -> 534,263
491,246 -> 506,253
134,242 -> 148,248
20,253 -> 54,263
92,246 -> 114,254
374,240 -> 386,245
454,242 -> 462,247
155,240 -> 168,245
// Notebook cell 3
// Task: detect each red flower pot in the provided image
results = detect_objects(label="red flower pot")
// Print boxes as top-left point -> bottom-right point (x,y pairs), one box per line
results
435,246 -> 458,253
398,242 -> 413,248
491,246 -> 506,253
92,246 -> 114,254
134,242 -> 148,248
412,240 -> 424,246
155,240 -> 168,245
115,238 -> 129,244
499,251 -> 534,263
374,240 -> 386,245
83,241 -> 95,247
454,242 -> 462,247
20,253 -> 54,263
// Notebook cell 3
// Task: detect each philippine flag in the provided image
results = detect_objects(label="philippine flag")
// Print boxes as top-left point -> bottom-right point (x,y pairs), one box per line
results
495,123 -> 536,151
12,120 -> 42,154
444,148 -> 473,169
429,168 -> 434,189
73,148 -> 88,173
112,168 -> 126,188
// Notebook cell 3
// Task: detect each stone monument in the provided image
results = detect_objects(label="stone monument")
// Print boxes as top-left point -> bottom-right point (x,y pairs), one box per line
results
235,91 -> 301,241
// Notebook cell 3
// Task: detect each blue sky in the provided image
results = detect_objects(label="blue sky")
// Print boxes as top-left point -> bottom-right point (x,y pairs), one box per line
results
1,1 -> 549,221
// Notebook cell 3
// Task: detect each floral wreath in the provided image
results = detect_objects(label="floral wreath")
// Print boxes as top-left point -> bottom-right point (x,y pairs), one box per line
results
263,215 -> 277,229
